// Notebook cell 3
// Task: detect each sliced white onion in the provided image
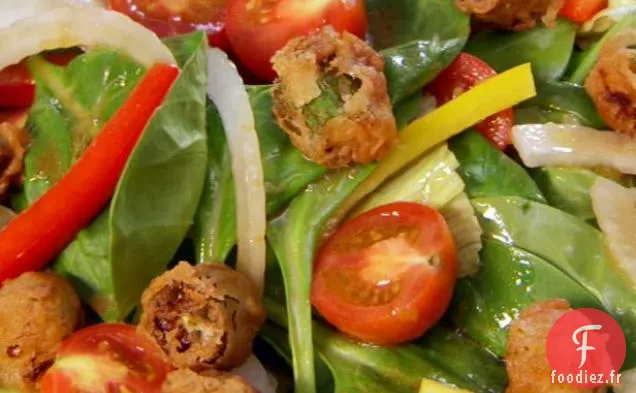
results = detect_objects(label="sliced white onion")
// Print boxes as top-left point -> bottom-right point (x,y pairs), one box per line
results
0,5 -> 175,71
232,355 -> 278,393
591,177 -> 636,286
0,206 -> 16,229
206,48 -> 266,291
0,0 -> 106,30
512,123 -> 636,174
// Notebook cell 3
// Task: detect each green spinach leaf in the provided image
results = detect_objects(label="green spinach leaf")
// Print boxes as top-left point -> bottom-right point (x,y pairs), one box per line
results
453,239 -> 603,356
569,14 -> 636,84
367,0 -> 470,103
23,32 -> 209,321
472,196 -> 636,369
267,165 -> 375,393
531,166 -> 602,221
514,82 -> 606,128
22,52 -> 143,205
465,19 -> 576,83
263,298 -> 507,393
193,87 -> 327,263
449,131 -> 546,202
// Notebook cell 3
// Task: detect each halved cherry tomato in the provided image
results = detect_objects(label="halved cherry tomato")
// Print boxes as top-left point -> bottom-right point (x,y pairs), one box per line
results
0,50 -> 80,109
226,0 -> 368,82
426,52 -> 514,150
311,202 -> 458,345
560,0 -> 607,23
0,63 -> 35,108
40,324 -> 173,393
107,0 -> 230,49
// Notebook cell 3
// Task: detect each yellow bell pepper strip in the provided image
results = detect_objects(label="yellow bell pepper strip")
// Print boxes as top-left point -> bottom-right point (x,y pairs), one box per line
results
331,63 -> 537,228
0,63 -> 180,283
419,378 -> 475,393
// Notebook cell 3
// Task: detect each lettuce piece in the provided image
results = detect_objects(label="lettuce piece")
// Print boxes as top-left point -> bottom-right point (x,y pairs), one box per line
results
20,32 -> 209,321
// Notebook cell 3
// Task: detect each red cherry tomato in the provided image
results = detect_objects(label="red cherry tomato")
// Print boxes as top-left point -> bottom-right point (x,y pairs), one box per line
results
107,0 -> 230,49
0,63 -> 35,108
311,202 -> 458,346
40,324 -> 173,393
426,52 -> 514,150
225,0 -> 368,82
560,0 -> 607,23
0,50 -> 80,109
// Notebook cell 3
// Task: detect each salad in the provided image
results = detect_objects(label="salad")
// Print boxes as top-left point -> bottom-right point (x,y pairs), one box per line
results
0,0 -> 635,392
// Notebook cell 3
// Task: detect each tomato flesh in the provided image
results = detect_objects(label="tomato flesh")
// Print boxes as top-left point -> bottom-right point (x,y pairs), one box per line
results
426,52 -> 514,150
40,324 -> 173,393
0,63 -> 35,108
311,202 -> 458,345
107,0 -> 230,49
560,0 -> 607,23
226,0 -> 368,82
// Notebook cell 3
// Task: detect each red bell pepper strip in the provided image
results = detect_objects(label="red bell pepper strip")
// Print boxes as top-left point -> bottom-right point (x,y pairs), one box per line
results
559,0 -> 608,23
0,63 -> 179,283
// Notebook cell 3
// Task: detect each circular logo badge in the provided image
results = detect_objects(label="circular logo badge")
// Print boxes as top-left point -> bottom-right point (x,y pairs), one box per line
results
546,308 -> 626,388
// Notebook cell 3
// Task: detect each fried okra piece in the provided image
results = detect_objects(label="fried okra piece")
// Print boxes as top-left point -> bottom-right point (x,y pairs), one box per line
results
161,369 -> 256,393
0,272 -> 82,392
271,26 -> 398,169
138,262 -> 266,371
0,122 -> 29,199
505,299 -> 595,393
455,0 -> 564,31
585,31 -> 636,135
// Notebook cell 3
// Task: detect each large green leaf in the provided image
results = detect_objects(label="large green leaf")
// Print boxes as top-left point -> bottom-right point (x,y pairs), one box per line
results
449,131 -> 546,203
367,0 -> 470,103
453,240 -> 603,356
465,19 -> 576,83
267,165 -> 375,393
472,196 -> 636,369
514,82 -> 606,128
22,32 -> 209,321
262,299 -> 507,393
22,52 -> 143,204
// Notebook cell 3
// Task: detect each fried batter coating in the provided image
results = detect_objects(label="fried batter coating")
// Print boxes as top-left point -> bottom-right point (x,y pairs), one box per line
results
585,31 -> 636,136
0,272 -> 82,392
271,26 -> 398,169
456,0 -> 564,31
161,369 -> 256,393
138,262 -> 266,372
505,299 -> 594,393
0,122 -> 29,199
